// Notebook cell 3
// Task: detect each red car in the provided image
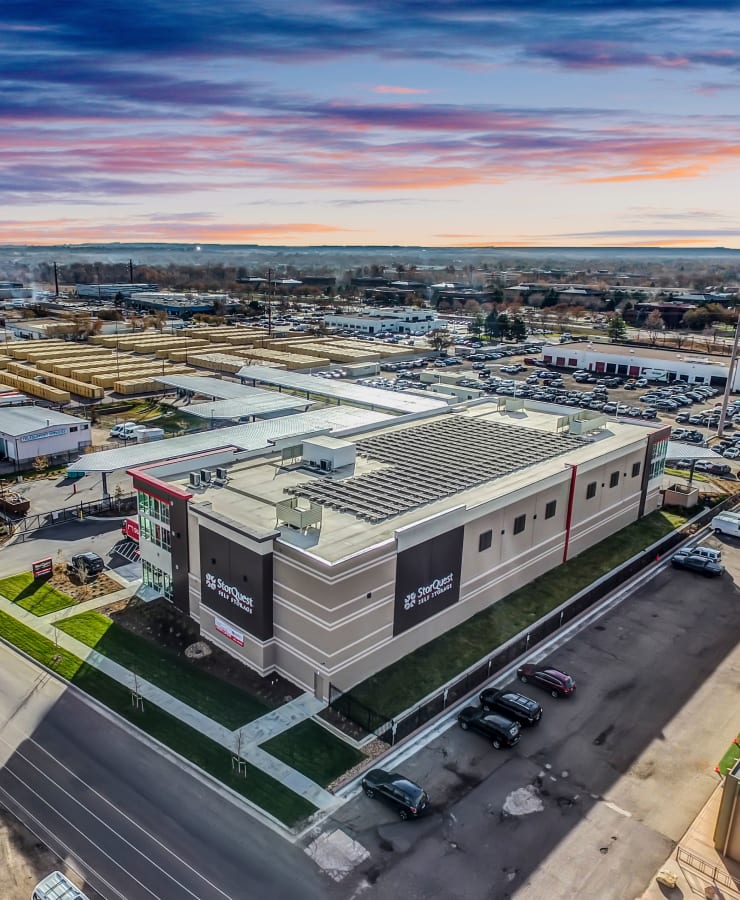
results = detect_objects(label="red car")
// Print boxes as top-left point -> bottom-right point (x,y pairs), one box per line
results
517,663 -> 576,698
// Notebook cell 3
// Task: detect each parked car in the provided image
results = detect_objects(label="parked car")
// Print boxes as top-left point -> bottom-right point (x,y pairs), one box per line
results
361,769 -> 430,820
671,553 -> 724,576
478,688 -> 542,726
67,551 -> 105,579
457,706 -> 521,748
517,663 -> 576,697
33,871 -> 90,900
672,545 -> 722,564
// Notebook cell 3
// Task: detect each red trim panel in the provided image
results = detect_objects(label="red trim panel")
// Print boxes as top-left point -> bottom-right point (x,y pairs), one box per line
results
128,469 -> 193,501
563,463 -> 578,563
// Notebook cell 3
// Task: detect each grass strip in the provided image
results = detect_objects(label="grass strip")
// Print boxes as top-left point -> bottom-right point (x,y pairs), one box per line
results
262,720 -> 365,788
0,608 -> 315,826
718,735 -> 740,776
349,508 -> 691,718
0,573 -> 77,617
56,611 -> 270,729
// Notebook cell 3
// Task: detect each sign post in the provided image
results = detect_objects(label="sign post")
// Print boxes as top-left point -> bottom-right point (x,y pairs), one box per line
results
32,557 -> 53,580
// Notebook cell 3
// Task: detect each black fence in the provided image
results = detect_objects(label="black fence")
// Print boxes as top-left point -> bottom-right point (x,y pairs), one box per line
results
329,494 -> 740,746
3,493 -> 137,536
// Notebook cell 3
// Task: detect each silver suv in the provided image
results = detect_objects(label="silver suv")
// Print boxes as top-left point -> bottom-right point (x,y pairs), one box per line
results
673,545 -> 722,564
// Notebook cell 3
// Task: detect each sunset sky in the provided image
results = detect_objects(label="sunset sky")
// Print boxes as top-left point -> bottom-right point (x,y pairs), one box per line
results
3,1 -> 740,247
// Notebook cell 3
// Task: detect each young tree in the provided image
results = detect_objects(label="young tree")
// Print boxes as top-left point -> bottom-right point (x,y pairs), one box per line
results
606,314 -> 627,342
428,330 -> 454,355
496,313 -> 511,340
645,309 -> 665,345
485,310 -> 499,340
32,455 -> 48,475
510,316 -> 527,342
468,313 -> 484,337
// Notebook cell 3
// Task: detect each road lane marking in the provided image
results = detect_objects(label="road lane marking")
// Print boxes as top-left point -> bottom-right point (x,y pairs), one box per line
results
0,733 -> 232,900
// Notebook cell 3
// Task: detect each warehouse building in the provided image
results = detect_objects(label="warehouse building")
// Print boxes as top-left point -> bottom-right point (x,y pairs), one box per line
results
542,342 -> 739,389
0,407 -> 91,464
323,307 -> 444,335
124,400 -> 669,698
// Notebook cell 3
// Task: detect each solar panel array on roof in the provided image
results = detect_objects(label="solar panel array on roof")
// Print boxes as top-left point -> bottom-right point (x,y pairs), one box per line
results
285,415 -> 584,522
238,365 -> 448,414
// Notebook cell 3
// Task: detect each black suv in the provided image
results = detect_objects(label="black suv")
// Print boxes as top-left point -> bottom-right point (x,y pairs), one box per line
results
361,769 -> 430,820
457,706 -> 520,748
478,688 -> 542,726
67,551 -> 105,579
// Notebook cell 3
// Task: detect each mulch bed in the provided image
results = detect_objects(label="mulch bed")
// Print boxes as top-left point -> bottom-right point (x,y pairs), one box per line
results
49,571 -> 122,604
99,597 -> 301,709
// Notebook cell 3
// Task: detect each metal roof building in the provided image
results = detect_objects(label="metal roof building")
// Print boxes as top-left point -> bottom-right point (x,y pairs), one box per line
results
238,365 -> 448,415
154,375 -> 314,421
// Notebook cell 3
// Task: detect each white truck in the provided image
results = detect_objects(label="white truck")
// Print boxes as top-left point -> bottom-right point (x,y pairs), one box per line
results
711,512 -> 740,537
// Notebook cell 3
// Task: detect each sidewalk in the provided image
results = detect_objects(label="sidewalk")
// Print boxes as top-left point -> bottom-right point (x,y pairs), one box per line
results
640,785 -> 740,899
0,592 -> 338,813
44,583 -> 140,622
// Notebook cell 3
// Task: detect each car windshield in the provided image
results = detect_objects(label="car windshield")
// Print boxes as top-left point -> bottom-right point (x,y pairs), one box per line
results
564,676 -> 575,688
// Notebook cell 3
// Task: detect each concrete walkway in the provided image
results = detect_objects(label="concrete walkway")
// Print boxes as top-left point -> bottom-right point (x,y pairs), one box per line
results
0,592 -> 338,812
43,583 -> 140,622
236,692 -> 326,746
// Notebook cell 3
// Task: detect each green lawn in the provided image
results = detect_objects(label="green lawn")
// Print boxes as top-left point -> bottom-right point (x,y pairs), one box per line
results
0,608 -> 315,827
348,508 -> 691,719
0,573 -> 76,616
262,720 -> 365,787
718,734 -> 740,776
56,611 -> 270,729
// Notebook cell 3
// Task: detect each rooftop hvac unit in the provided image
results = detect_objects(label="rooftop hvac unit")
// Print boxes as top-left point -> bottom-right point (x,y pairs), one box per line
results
200,469 -> 212,483
189,471 -> 201,488
215,467 -> 228,482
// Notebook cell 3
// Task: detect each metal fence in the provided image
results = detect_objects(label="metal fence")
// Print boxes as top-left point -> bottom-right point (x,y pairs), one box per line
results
329,494 -> 740,745
3,493 -> 137,536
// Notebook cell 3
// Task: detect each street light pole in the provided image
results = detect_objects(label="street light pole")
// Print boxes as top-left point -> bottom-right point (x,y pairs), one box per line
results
717,307 -> 740,438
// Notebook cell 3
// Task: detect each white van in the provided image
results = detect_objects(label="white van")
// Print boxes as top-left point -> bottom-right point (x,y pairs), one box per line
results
711,512 -> 740,537
32,871 -> 89,900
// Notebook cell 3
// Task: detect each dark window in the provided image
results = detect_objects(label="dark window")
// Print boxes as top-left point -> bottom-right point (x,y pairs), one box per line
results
632,461 -> 641,478
609,471 -> 620,488
478,530 -> 492,552
70,426 -> 78,433
513,514 -> 526,535
545,500 -> 557,519
586,481 -> 597,499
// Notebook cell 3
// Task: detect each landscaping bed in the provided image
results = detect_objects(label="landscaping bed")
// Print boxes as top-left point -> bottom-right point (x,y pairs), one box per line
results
56,609 -> 276,729
0,570 -> 119,616
718,734 -> 740,776
345,507 -> 692,721
261,720 -> 366,788
103,598 -> 301,709
0,609 -> 316,827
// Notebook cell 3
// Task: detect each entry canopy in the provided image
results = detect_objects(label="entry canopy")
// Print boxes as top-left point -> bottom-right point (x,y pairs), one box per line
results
666,441 -> 724,460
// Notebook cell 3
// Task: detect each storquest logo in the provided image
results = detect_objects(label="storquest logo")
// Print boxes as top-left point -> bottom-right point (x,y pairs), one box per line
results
205,572 -> 216,590
403,572 -> 454,611
205,571 -> 254,614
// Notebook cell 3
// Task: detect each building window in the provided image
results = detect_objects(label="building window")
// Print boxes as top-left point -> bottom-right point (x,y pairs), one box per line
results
142,560 -> 173,601
478,530 -> 492,552
609,471 -> 620,488
586,481 -> 597,499
545,500 -> 557,519
140,516 -> 171,550
70,426 -> 78,433
513,514 -> 526,535
137,491 -> 170,524
649,439 -> 668,480
632,462 -> 641,478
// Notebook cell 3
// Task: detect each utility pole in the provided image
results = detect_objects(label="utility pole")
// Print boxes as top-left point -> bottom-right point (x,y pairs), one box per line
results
717,307 -> 740,438
129,258 -> 134,284
267,268 -> 273,336
53,261 -> 59,297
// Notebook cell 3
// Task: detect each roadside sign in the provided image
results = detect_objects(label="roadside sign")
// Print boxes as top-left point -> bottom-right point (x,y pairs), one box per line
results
32,557 -> 53,579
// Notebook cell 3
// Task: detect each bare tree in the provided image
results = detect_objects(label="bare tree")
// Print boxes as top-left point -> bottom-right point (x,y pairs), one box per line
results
645,309 -> 665,346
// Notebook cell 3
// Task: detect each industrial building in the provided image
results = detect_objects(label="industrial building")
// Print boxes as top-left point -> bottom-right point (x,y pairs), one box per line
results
541,342 -> 739,389
115,399 -> 668,698
323,307 -> 444,335
0,407 -> 91,464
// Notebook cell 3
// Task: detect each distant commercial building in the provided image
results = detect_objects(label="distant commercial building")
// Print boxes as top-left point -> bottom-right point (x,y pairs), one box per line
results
75,283 -> 157,300
127,292 -> 236,317
323,307 -> 444,335
0,282 -> 32,300
541,342 -> 740,389
122,401 -> 668,696
0,407 -> 91,464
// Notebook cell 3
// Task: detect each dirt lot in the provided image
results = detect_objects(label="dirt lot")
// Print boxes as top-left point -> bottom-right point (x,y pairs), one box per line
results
0,808 -> 94,900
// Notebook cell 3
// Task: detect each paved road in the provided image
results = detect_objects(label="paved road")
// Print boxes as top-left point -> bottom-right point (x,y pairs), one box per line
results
0,644 -> 326,900
323,533 -> 740,900
0,520 -> 127,578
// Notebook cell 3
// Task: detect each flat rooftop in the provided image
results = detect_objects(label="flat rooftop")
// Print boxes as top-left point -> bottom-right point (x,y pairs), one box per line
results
554,341 -> 730,369
176,401 -> 655,563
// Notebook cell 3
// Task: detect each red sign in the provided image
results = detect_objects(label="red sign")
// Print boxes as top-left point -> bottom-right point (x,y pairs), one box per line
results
122,517 -> 140,542
32,557 -> 53,579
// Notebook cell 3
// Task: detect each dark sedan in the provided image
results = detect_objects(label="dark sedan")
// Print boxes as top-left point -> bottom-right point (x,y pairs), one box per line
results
361,769 -> 430,820
457,706 -> 520,748
517,663 -> 576,697
670,554 -> 724,577
478,688 -> 542,726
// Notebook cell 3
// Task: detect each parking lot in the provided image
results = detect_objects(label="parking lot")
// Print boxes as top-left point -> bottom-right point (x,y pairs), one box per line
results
322,529 -> 740,899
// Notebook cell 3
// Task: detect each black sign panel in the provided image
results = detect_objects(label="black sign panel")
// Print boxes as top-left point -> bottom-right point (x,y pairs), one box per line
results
32,557 -> 53,580
199,528 -> 273,641
393,526 -> 464,635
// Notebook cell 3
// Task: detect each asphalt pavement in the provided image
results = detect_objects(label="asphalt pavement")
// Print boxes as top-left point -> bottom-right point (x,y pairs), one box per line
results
320,532 -> 740,900
0,644 -> 327,900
